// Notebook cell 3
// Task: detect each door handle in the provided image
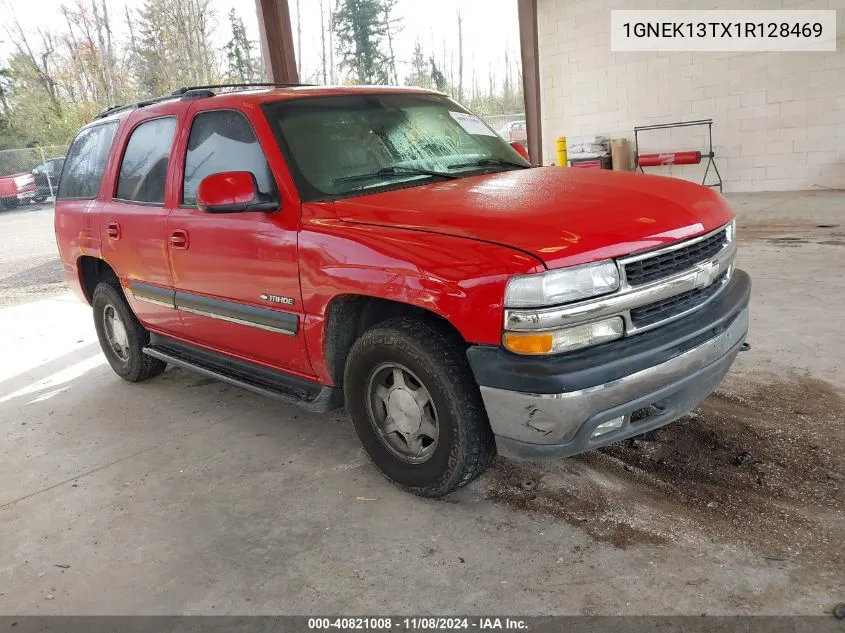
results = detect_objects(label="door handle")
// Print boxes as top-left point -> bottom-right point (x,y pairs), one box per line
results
106,222 -> 120,240
169,229 -> 189,249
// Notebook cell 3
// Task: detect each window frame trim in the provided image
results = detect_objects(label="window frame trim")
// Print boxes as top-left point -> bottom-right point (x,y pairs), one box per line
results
56,119 -> 120,201
112,114 -> 179,207
178,107 -> 278,210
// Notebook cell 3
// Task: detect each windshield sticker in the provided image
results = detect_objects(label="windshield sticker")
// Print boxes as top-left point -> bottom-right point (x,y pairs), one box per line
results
449,111 -> 497,137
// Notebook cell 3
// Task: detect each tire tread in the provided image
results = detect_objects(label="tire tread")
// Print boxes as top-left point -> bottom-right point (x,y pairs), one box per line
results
92,281 -> 166,382
344,317 -> 496,497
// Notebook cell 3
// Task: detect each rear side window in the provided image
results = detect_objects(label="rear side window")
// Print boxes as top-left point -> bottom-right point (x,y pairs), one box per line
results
57,121 -> 119,200
116,117 -> 177,204
182,110 -> 275,206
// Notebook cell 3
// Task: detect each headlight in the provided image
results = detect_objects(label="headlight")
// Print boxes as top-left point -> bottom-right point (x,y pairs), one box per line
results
725,219 -> 736,243
503,317 -> 624,355
504,260 -> 620,308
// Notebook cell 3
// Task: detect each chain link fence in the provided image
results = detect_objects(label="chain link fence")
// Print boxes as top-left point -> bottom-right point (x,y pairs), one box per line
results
0,146 -> 68,206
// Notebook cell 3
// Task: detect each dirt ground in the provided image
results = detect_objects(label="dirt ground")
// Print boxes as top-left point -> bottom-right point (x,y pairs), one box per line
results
488,375 -> 844,570
0,191 -> 843,616
487,206 -> 845,602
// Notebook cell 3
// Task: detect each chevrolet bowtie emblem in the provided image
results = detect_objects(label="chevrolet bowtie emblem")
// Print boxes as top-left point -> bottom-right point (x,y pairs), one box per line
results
694,261 -> 720,289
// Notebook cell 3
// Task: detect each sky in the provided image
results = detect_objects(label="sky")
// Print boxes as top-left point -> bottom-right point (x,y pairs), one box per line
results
2,0 -> 522,94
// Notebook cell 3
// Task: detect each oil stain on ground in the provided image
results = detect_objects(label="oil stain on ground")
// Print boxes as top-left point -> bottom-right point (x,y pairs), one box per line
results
485,375 -> 844,569
737,221 -> 845,246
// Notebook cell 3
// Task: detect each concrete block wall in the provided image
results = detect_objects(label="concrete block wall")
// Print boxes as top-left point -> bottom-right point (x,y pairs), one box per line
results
537,0 -> 845,192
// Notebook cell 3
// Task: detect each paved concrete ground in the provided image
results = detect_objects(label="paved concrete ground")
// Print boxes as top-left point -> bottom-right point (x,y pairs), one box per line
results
0,192 -> 842,615
0,202 -> 65,308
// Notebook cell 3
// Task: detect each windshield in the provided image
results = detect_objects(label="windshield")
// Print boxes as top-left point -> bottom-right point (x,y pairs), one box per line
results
262,93 -> 530,201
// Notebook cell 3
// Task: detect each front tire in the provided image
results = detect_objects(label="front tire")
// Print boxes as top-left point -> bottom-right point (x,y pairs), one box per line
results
344,317 -> 496,498
92,281 -> 166,382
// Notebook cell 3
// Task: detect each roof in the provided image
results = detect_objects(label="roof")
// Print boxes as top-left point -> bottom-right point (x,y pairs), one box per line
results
92,84 -> 445,123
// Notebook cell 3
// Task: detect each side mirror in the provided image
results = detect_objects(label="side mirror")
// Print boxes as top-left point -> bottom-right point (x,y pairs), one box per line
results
197,171 -> 279,213
510,141 -> 530,161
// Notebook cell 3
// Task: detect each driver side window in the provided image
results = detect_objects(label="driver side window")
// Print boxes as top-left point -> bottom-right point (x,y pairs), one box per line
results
182,109 -> 276,206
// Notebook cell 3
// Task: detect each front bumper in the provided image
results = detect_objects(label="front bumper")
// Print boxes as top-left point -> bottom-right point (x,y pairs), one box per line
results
467,269 -> 751,459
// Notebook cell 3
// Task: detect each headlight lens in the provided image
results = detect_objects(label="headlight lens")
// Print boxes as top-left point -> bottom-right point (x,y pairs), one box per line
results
504,260 -> 620,308
503,317 -> 624,355
725,219 -> 736,243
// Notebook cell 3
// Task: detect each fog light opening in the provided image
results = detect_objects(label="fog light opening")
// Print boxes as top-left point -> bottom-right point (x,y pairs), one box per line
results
591,415 -> 625,439
631,404 -> 664,424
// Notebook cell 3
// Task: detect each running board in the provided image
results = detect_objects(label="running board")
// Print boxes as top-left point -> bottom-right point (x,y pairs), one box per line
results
143,334 -> 342,413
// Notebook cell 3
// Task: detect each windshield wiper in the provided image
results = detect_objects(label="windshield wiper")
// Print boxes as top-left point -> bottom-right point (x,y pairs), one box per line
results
333,165 -> 458,184
447,158 -> 532,170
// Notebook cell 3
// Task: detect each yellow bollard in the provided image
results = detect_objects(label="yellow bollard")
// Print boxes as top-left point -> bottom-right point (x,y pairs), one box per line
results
556,136 -> 568,167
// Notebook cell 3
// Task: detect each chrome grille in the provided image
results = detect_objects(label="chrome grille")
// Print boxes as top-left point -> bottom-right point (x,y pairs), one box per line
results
504,221 -> 737,344
624,229 -> 727,287
630,271 -> 728,328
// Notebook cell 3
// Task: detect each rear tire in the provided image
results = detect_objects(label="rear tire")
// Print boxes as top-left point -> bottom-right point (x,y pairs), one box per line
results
344,317 -> 496,498
92,281 -> 166,382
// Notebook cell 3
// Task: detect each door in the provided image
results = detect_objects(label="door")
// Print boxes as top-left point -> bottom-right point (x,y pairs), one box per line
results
100,109 -> 182,332
166,106 -> 313,377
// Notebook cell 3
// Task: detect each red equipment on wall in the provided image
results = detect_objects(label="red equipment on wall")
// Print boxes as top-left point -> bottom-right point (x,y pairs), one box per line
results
634,119 -> 722,192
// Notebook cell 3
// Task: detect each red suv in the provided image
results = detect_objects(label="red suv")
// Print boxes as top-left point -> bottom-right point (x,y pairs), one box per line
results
55,85 -> 750,497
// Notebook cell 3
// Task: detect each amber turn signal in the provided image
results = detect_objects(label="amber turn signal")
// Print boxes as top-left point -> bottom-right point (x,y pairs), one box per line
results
502,331 -> 554,355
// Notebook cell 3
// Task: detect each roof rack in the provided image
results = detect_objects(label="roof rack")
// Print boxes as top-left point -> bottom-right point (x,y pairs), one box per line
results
94,83 -> 311,120
170,82 -> 311,95
94,93 -> 182,120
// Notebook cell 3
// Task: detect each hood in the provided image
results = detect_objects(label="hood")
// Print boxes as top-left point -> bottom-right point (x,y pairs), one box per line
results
331,167 -> 734,269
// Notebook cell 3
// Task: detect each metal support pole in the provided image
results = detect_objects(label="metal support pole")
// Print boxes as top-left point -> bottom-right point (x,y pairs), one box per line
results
38,147 -> 54,199
517,0 -> 542,164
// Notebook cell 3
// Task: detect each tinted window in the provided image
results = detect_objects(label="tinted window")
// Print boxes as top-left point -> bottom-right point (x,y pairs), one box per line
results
57,122 -> 118,199
183,110 -> 275,206
116,117 -> 177,204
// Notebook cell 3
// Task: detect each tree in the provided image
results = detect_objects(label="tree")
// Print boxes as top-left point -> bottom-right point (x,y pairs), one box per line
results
0,67 -> 27,149
404,39 -> 429,88
456,10 -> 463,102
2,53 -> 92,145
333,0 -> 390,85
224,8 -> 260,83
132,0 -> 219,96
319,0 -> 327,84
60,0 -> 125,106
328,5 -> 337,84
429,55 -> 446,92
382,0 -> 401,85
3,16 -> 61,115
296,0 -> 301,77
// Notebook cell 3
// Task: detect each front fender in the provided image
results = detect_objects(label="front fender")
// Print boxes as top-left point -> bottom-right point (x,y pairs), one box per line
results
298,209 -> 542,383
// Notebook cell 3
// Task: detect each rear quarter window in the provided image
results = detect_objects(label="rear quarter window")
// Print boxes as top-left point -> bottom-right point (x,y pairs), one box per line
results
57,121 -> 119,200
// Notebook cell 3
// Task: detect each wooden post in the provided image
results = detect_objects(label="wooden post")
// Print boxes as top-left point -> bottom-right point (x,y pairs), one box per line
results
517,0 -> 542,164
255,0 -> 299,84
